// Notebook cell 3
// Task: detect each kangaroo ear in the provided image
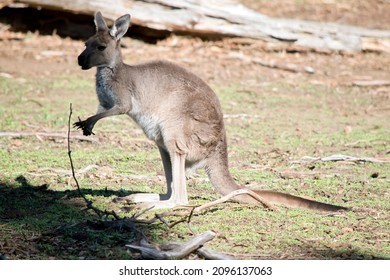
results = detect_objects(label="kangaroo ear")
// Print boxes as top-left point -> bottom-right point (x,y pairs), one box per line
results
94,11 -> 108,31
109,14 -> 131,41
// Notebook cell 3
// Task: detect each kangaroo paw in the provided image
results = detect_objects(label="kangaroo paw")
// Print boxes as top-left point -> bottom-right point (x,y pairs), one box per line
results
73,117 -> 95,136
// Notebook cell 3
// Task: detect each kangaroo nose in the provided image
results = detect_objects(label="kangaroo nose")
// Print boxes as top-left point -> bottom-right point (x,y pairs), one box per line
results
78,54 -> 90,70
78,54 -> 84,66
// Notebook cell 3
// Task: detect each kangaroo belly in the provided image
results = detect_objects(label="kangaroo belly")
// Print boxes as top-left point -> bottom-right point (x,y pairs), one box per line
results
128,96 -> 163,143
131,113 -> 162,142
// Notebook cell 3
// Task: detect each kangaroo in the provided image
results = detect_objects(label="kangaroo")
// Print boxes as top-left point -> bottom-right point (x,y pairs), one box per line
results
75,12 -> 347,211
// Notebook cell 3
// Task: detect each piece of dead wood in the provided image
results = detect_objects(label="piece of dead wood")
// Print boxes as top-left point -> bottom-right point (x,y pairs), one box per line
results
361,37 -> 390,53
352,80 -> 390,87
131,209 -> 190,228
291,154 -> 389,164
147,240 -> 235,260
126,230 -> 216,260
27,165 -> 165,182
120,174 -> 165,181
280,171 -> 321,180
27,164 -> 99,177
0,131 -> 99,143
197,246 -> 235,260
228,51 -> 315,74
10,0 -> 390,53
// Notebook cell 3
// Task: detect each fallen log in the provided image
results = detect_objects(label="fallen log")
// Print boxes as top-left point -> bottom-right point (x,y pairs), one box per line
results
197,246 -> 235,260
9,0 -> 390,53
126,230 -> 216,259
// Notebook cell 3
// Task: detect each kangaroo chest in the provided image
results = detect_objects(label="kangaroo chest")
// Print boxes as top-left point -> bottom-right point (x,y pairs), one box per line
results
96,69 -> 117,110
96,68 -> 163,146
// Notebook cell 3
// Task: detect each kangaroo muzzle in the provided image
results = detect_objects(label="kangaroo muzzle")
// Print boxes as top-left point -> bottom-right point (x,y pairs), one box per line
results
78,53 -> 90,70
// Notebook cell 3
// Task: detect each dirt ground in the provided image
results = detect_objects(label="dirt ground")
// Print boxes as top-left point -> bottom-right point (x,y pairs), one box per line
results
1,0 -> 390,84
0,1 -> 389,260
243,0 -> 390,30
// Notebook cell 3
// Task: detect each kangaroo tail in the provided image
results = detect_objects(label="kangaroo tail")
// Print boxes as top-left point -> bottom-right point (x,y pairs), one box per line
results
206,138 -> 348,212
251,189 -> 348,212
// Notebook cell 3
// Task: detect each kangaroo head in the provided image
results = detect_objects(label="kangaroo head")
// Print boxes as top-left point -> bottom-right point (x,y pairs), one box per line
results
78,12 -> 131,70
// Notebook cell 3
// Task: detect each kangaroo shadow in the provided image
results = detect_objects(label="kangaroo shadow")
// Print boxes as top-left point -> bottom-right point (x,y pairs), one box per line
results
0,175 -> 158,260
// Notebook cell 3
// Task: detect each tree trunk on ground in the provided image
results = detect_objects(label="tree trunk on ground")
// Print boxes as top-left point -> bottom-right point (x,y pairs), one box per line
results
9,0 -> 390,52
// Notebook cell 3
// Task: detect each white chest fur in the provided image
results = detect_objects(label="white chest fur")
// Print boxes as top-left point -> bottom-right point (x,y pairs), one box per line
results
129,96 -> 162,143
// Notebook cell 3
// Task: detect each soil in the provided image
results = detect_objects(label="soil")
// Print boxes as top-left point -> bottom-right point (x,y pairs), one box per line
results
242,0 -> 390,30
1,32 -> 390,88
0,0 -> 389,85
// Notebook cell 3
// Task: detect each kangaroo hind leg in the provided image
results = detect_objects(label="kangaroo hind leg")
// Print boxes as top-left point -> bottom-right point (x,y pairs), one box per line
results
113,147 -> 188,209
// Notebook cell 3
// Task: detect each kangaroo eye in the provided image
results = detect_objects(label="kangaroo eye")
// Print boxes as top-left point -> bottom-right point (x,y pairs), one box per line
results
97,45 -> 106,51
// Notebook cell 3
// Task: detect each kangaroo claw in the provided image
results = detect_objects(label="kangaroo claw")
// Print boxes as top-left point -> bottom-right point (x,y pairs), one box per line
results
73,118 -> 95,136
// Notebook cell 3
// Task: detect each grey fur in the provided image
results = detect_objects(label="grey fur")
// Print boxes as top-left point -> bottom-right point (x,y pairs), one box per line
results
74,12 -> 347,211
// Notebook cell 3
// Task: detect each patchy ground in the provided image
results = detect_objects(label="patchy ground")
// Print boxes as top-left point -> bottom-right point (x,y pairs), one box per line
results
243,0 -> 390,30
0,1 -> 389,260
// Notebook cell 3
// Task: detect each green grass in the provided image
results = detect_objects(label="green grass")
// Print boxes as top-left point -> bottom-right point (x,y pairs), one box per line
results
0,71 -> 389,260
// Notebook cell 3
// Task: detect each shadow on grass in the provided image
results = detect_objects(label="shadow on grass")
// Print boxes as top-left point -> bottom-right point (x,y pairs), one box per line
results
0,175 -> 159,260
1,177 -> 386,260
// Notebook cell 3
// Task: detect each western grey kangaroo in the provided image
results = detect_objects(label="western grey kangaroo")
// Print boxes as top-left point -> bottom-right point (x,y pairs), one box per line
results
75,12 -> 347,211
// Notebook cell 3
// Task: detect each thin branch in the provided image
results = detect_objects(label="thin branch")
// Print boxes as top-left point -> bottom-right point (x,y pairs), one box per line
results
26,166 -> 167,184
0,131 -> 99,142
134,210 -> 190,227
228,51 -> 315,74
279,170 -> 334,179
291,154 -> 389,164
28,165 -> 99,177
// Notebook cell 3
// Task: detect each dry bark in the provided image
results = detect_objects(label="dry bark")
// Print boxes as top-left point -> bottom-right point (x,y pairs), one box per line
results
9,0 -> 390,52
126,230 -> 216,259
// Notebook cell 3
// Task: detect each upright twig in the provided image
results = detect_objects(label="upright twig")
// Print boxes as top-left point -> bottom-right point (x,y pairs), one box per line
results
67,103 -> 120,220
